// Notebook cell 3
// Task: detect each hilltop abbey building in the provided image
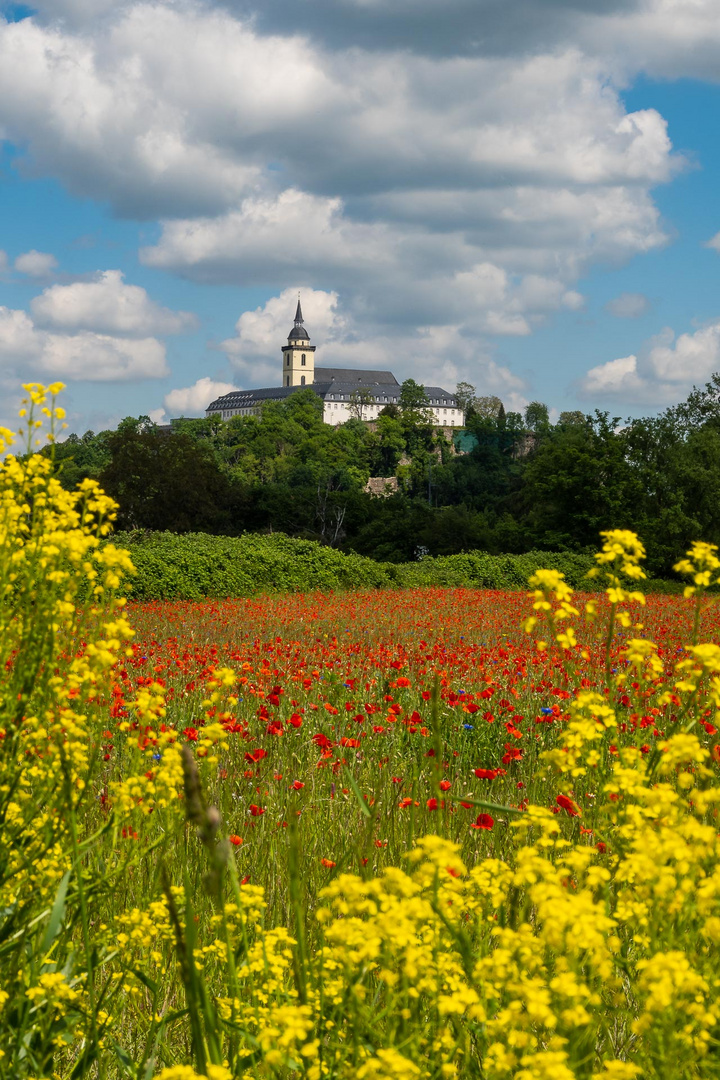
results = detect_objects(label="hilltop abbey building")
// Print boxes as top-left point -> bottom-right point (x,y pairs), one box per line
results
206,301 -> 464,427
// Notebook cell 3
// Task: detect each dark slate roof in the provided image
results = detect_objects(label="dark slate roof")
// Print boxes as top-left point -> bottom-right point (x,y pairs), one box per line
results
207,379 -> 458,412
314,367 -> 399,385
207,385 -> 317,410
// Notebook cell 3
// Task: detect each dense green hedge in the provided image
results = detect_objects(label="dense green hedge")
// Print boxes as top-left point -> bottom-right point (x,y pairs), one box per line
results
107,531 -> 619,600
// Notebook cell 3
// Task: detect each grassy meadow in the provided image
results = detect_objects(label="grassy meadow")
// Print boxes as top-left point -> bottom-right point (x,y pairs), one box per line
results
4,386 -> 720,1080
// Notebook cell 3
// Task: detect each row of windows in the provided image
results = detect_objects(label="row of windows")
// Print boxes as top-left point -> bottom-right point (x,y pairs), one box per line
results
325,402 -> 460,415
285,353 -> 307,365
217,404 -> 462,425
285,376 -> 308,385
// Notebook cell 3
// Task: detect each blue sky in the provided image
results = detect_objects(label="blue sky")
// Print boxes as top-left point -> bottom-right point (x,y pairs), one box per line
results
2,0 -> 720,431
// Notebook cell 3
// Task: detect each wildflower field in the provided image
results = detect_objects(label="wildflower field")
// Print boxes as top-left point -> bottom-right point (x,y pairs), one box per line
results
5,386 -> 720,1080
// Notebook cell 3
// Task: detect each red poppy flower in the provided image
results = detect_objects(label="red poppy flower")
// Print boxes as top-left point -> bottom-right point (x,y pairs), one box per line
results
244,748 -> 267,763
471,814 -> 494,830
320,858 -> 336,868
556,794 -> 580,817
292,780 -> 305,790
502,745 -> 523,764
249,804 -> 265,816
439,780 -> 452,792
229,835 -> 243,846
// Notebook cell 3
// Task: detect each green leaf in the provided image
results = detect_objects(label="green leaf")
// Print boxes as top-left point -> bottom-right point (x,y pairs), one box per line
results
39,870 -> 71,956
344,768 -> 372,819
131,968 -> 158,995
112,1042 -> 134,1076
458,796 -> 525,816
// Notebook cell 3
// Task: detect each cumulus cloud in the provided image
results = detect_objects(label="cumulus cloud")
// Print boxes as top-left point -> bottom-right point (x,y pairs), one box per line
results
141,186 -> 659,339
579,320 -> 720,406
604,291 -> 651,318
14,250 -> 58,277
706,231 -> 720,253
30,270 -> 197,335
0,0 -> 684,371
151,376 -> 240,424
0,8 -> 676,214
0,305 -> 168,381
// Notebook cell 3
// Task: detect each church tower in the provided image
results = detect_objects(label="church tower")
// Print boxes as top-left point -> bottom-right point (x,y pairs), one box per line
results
281,298 -> 316,387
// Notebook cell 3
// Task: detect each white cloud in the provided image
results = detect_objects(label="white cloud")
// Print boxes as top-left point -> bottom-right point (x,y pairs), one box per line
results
164,377 -> 238,417
149,377 -> 240,424
15,250 -> 58,277
141,185 -> 662,340
31,270 -> 197,335
0,305 -> 168,381
0,1 -> 684,380
581,354 -> 645,398
0,250 -> 8,277
0,9 -> 677,213
141,190 -> 390,283
647,323 -> 720,384
579,319 -> 720,407
604,291 -> 651,318
706,231 -> 720,253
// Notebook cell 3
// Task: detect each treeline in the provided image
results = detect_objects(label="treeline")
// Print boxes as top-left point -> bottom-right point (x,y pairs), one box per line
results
48,374 -> 720,576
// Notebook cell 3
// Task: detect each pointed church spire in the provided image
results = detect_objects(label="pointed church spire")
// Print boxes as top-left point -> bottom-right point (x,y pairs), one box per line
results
288,294 -> 310,341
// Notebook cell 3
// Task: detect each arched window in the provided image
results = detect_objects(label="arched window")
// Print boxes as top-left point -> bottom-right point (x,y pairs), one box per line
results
301,376 -> 306,385
301,354 -> 306,365
286,376 -> 290,386
286,355 -> 290,366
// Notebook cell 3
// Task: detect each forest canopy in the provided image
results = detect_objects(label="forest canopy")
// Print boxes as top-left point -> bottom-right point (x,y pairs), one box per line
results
45,374 -> 720,576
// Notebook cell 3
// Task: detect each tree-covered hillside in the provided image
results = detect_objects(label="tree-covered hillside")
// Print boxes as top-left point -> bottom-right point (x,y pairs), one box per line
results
46,375 -> 720,576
